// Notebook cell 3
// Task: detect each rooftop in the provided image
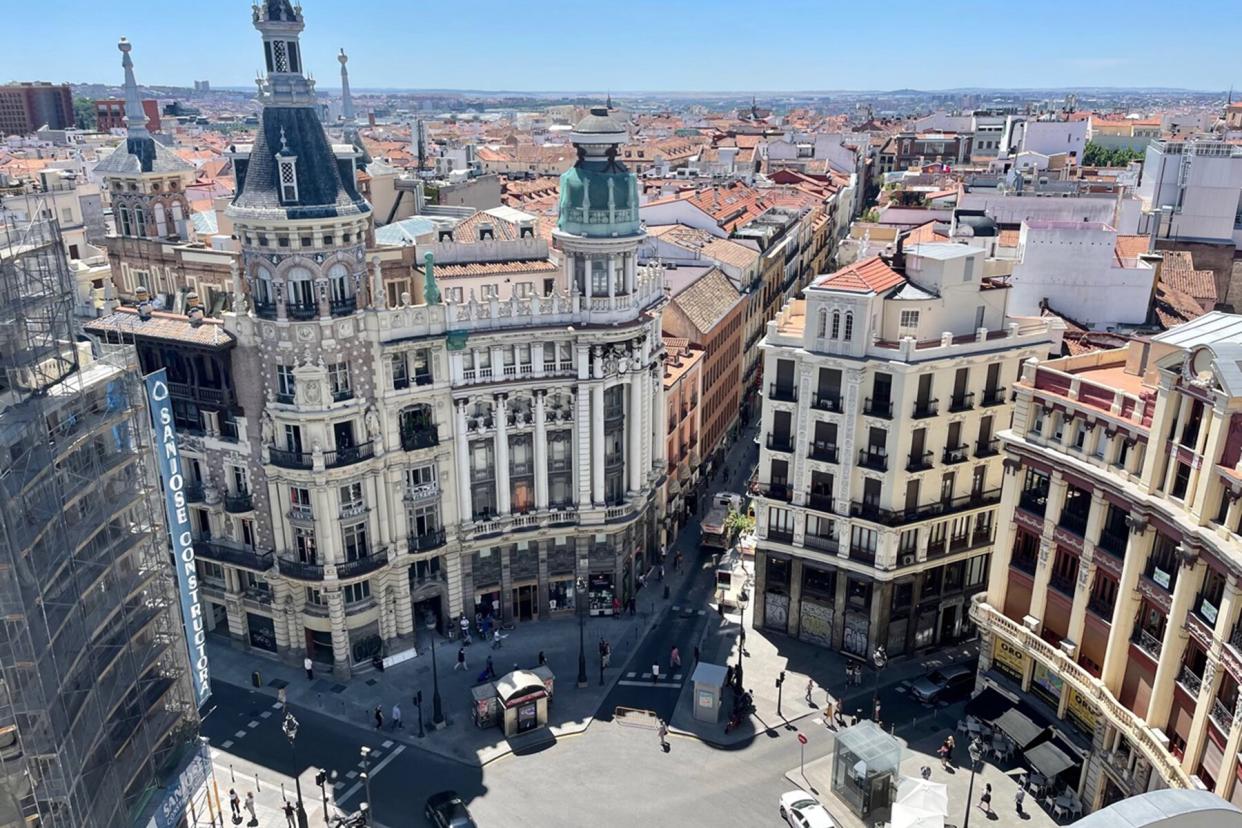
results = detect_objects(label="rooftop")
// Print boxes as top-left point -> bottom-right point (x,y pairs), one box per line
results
83,307 -> 234,349
810,256 -> 905,295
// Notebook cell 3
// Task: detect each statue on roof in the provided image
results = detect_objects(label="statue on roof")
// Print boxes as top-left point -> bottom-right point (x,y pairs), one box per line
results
423,251 -> 440,305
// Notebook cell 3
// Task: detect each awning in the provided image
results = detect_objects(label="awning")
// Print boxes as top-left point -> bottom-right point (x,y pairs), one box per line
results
993,708 -> 1045,748
1025,740 -> 1076,780
965,687 -> 1013,722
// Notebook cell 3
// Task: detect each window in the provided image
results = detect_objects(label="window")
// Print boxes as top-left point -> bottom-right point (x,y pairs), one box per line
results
768,507 -> 795,537
411,348 -> 432,385
278,156 -> 299,203
306,587 -> 325,606
817,309 -> 827,338
966,555 -> 988,587
843,312 -> 853,341
831,311 -> 840,339
339,482 -> 364,516
899,310 -> 919,329
342,522 -> 369,561
344,580 -> 372,605
391,353 -> 409,389
276,364 -> 296,401
294,526 -> 317,563
289,486 -> 312,519
1170,462 -> 1191,500
328,263 -> 351,304
517,282 -> 533,298
329,362 -> 351,401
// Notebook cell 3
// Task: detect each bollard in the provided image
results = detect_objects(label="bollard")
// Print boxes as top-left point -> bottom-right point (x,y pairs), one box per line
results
229,764 -> 235,783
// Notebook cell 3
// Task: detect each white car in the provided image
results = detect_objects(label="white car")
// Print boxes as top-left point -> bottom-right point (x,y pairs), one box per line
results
778,790 -> 835,828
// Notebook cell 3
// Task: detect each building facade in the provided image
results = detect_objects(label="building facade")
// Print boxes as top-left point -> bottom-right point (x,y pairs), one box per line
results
662,336 -> 705,542
973,312 -> 1242,812
95,98 -> 162,133
0,82 -> 73,135
751,246 -> 1061,660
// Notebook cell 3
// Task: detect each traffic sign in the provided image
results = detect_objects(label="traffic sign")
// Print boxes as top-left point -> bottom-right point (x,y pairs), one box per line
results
797,733 -> 808,744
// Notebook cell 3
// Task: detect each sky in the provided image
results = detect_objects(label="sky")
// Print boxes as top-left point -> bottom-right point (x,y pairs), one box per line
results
7,0 -> 1239,93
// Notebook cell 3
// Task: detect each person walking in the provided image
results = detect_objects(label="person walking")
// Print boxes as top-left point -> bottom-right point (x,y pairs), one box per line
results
283,800 -> 296,827
304,656 -> 314,680
824,698 -> 837,730
459,615 -> 471,643
485,655 -> 496,680
373,705 -> 384,730
455,647 -> 468,670
693,644 -> 700,664
945,734 -> 956,767
602,641 -> 611,669
657,719 -> 669,751
538,650 -> 547,666
670,646 -> 681,671
229,788 -> 241,821
1015,785 -> 1026,816
391,702 -> 403,730
243,791 -> 256,824
978,783 -> 993,816
805,678 -> 815,704
492,628 -> 502,649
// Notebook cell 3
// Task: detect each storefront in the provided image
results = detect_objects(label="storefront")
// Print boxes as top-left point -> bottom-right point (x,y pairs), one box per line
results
511,582 -> 538,622
763,555 -> 791,633
913,605 -> 939,650
247,612 -> 277,653
843,610 -> 869,658
475,590 -> 501,621
1030,662 -> 1064,710
1065,686 -> 1097,737
470,667 -> 556,737
798,566 -> 835,648
588,574 -> 614,616
992,637 -> 1030,684
547,578 -> 576,614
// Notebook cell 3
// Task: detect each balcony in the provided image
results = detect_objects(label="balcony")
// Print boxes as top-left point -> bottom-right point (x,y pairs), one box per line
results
767,527 -> 794,543
224,492 -> 253,513
289,504 -> 314,522
766,434 -> 794,453
1132,628 -> 1163,659
864,397 -> 893,419
254,299 -> 278,319
808,443 -> 839,463
751,481 -> 792,502
194,541 -> 272,572
408,529 -> 447,553
287,301 -> 318,321
859,449 -> 888,472
1087,593 -> 1114,618
1097,527 -> 1128,558
401,427 -> 439,451
804,533 -> 839,554
337,550 -> 388,579
331,386 -> 353,402
329,296 -> 357,316
975,438 -> 1000,458
184,482 -> 205,503
270,448 -> 313,470
911,399 -> 939,419
1177,666 -> 1203,698
981,387 -> 1006,407
1060,509 -> 1090,538
1050,571 -> 1077,597
1012,555 -> 1037,576
850,488 -> 1001,528
1019,490 -> 1048,517
1212,698 -> 1235,732
768,383 -> 797,403
275,391 -> 295,405
811,393 -> 842,413
906,451 -> 933,472
949,392 -> 975,413
277,556 -> 325,581
325,441 -> 374,469
941,446 -> 969,465
807,493 -> 835,514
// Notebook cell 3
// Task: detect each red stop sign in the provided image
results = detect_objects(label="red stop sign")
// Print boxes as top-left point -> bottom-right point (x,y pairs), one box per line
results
798,733 -> 808,745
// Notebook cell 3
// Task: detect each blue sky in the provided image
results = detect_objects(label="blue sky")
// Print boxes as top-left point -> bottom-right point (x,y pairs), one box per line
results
8,0 -> 1238,92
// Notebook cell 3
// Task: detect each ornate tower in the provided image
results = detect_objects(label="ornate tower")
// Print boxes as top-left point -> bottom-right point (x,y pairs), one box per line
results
339,48 -> 356,123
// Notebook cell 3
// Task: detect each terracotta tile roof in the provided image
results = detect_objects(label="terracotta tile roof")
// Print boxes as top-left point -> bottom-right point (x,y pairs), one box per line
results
1152,281 -> 1211,329
669,267 -> 744,334
905,221 -> 951,245
418,259 -> 558,279
812,256 -> 905,294
646,224 -> 760,269
83,307 -> 234,348
1114,234 -> 1151,265
1158,251 -> 1217,312
997,229 -> 1021,247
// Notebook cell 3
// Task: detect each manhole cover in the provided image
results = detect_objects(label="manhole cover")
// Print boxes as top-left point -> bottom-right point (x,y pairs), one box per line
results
331,684 -> 348,694
267,678 -> 289,689
366,679 -> 378,687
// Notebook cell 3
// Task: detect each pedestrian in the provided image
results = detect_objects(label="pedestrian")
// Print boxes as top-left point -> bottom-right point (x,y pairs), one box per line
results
599,638 -> 607,660
659,564 -> 665,581
717,602 -> 724,618
658,718 -> 669,751
538,650 -> 547,666
1015,786 -> 1026,816
304,656 -> 314,680
229,788 -> 241,821
693,644 -> 700,664
739,625 -> 747,652
628,596 -> 636,616
455,647 -> 467,671
945,734 -> 956,767
459,614 -> 470,643
244,791 -> 256,823
670,645 -> 681,670
373,705 -> 384,730
805,677 -> 814,704
392,702 -> 402,729
873,699 -> 882,724
485,655 -> 496,679
492,628 -> 502,649
602,641 -> 611,669
723,467 -> 730,483
283,800 -> 296,827
978,783 -> 993,816
938,739 -> 951,769
824,698 -> 836,729
612,597 -> 621,616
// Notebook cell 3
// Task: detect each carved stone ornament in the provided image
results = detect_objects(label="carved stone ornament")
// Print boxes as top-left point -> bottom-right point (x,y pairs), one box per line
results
303,380 -> 321,404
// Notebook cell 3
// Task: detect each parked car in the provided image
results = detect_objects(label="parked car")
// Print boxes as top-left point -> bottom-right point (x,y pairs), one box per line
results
909,664 -> 974,704
778,790 -> 835,828
425,791 -> 476,828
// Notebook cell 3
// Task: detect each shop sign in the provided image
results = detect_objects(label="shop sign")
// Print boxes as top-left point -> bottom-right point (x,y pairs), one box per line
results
146,741 -> 212,828
993,637 -> 1029,676
1031,662 -> 1065,701
1152,566 -> 1172,590
1066,687 -> 1098,733
697,689 -> 714,710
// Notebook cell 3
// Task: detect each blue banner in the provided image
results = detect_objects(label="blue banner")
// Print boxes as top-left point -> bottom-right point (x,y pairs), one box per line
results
147,741 -> 213,828
144,369 -> 211,707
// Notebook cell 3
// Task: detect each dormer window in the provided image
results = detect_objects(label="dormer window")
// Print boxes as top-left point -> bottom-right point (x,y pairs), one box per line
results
278,156 -> 299,203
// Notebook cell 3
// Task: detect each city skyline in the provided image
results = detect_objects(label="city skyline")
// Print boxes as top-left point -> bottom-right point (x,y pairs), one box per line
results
8,0 -> 1240,93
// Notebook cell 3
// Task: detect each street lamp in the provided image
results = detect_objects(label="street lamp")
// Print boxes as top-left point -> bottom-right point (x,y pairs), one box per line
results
576,576 -> 588,688
359,746 -> 374,827
280,712 -> 309,828
426,618 -> 444,727
963,737 -> 983,828
871,644 -> 887,723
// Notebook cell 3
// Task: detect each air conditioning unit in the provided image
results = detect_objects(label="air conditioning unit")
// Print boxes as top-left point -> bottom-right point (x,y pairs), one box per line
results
901,554 -> 915,566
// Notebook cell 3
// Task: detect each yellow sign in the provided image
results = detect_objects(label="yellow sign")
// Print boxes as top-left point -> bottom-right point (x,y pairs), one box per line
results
993,637 -> 1030,675
1066,686 -> 1098,732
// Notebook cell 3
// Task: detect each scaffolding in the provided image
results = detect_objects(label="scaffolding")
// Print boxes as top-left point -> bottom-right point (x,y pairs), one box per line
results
0,203 -> 199,828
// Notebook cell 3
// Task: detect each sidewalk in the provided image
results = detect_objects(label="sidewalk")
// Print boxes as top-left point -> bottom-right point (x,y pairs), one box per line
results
208,555 -> 700,766
670,598 -> 979,746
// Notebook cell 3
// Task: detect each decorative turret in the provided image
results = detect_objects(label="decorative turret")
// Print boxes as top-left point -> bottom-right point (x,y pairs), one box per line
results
251,0 -> 315,106
118,38 -> 149,137
556,107 -> 640,238
339,48 -> 356,123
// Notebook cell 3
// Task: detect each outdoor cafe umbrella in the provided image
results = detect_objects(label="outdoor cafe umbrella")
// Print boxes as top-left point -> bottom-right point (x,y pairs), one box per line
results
1025,740 -> 1076,781
892,777 -> 948,828
992,707 -> 1045,748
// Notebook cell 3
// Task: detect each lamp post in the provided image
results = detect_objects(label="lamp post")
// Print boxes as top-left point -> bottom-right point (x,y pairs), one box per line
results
576,576 -> 588,688
427,618 -> 444,727
871,644 -> 887,724
280,712 -> 309,828
359,746 -> 373,826
962,737 -> 983,828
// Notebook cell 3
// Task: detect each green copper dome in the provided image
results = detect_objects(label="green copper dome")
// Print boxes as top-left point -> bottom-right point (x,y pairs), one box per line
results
557,159 -> 640,238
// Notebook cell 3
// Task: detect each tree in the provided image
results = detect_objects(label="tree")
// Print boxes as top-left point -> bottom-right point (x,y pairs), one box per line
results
1083,141 -> 1144,168
725,508 -> 755,537
73,97 -> 96,131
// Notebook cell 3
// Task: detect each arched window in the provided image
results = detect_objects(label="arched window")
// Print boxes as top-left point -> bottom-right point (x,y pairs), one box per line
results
830,311 -> 841,340
286,266 -> 315,315
119,207 -> 132,236
328,263 -> 351,303
134,207 -> 147,237
843,312 -> 854,342
816,309 -> 827,338
254,266 -> 274,305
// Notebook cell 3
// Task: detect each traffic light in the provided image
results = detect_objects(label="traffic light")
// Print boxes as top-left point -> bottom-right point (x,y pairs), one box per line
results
315,770 -> 326,787
776,670 -> 786,688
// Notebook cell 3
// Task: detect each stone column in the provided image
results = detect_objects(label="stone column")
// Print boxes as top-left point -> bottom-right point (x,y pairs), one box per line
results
1140,378 -> 1178,493
1147,558 -> 1205,731
455,401 -> 472,520
1066,553 -> 1096,654
987,458 -> 1023,608
495,395 -> 511,516
1027,538 -> 1056,626
651,363 -> 665,477
392,573 -> 414,638
1101,515 -> 1155,693
534,391 -> 549,509
1190,401 -> 1230,519
787,558 -> 804,638
576,382 -> 593,507
592,382 -> 606,506
1183,577 -> 1239,773
327,588 -> 350,678
628,373 -> 643,493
